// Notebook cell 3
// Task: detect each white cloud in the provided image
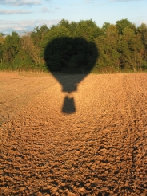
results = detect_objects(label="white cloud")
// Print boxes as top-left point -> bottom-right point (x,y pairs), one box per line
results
111,0 -> 142,2
0,19 -> 59,34
41,7 -> 50,13
0,9 -> 32,14
84,0 -> 96,3
0,0 -> 41,6
41,6 -> 60,13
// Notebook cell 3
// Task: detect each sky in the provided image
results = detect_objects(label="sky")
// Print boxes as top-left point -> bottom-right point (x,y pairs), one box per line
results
0,0 -> 147,34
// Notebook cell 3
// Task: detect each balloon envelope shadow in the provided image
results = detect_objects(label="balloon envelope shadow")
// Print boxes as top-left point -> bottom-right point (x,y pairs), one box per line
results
44,37 -> 98,114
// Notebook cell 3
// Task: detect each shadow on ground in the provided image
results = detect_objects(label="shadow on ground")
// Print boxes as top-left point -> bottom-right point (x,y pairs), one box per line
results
44,37 -> 98,114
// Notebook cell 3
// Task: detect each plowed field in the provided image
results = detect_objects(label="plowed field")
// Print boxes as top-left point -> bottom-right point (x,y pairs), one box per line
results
0,72 -> 146,195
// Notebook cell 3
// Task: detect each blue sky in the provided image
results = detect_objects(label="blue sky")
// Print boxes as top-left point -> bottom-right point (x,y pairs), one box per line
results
0,0 -> 147,34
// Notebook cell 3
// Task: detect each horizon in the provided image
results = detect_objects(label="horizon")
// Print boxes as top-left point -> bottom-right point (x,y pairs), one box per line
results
0,0 -> 147,34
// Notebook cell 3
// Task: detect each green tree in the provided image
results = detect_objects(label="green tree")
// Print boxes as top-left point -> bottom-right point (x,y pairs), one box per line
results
31,25 -> 49,48
74,20 -> 101,41
137,23 -> 147,69
116,18 -> 136,34
0,33 -> 5,64
0,19 -> 146,72
2,32 -> 20,66
21,35 -> 41,65
102,22 -> 111,34
96,24 -> 120,71
118,27 -> 144,70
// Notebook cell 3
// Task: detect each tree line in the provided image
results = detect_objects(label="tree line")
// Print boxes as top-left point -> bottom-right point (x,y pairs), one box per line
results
0,18 -> 147,73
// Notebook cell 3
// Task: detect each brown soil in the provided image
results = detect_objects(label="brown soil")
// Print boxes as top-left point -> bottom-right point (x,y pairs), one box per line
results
0,72 -> 146,195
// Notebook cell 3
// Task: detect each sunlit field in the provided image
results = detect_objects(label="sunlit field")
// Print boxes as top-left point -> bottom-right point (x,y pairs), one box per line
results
0,72 -> 146,195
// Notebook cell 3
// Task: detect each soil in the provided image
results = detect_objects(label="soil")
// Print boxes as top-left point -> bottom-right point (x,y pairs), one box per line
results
0,72 -> 146,195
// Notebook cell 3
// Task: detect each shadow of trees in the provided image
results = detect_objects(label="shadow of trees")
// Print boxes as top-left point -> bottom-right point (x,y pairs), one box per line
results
44,37 -> 98,114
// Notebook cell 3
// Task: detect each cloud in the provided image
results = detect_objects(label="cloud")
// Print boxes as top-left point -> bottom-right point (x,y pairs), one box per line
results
0,0 -> 41,6
41,7 -> 50,13
0,10 -> 32,14
41,6 -> 60,13
0,19 -> 59,34
84,0 -> 95,3
111,0 -> 142,2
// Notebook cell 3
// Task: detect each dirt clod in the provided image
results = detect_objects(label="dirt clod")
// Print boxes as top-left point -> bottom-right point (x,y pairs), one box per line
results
0,72 -> 146,195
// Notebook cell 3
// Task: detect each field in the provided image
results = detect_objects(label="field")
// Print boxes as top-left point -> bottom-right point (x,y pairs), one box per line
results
0,72 -> 146,195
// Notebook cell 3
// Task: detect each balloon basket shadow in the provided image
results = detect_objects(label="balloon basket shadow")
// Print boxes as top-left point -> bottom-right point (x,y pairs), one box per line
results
62,94 -> 76,114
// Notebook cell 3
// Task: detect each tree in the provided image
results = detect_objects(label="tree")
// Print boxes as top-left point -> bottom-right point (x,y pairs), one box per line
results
116,18 -> 136,34
0,19 -> 146,72
0,33 -> 5,64
96,24 -> 120,71
0,33 -> 4,44
31,25 -> 49,47
2,32 -> 20,65
102,22 -> 111,34
118,27 -> 144,70
21,34 -> 41,65
74,20 -> 101,41
137,23 -> 147,69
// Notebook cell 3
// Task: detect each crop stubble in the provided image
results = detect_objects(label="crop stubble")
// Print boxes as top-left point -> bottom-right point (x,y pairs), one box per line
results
0,72 -> 146,195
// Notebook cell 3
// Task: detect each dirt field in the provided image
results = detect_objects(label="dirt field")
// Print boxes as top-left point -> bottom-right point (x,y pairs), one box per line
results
0,72 -> 146,195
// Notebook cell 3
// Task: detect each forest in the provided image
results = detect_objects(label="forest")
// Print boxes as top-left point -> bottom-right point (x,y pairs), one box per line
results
0,18 -> 147,73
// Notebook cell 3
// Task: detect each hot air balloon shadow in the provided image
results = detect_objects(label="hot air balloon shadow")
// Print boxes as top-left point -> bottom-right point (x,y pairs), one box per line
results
44,37 -> 98,114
